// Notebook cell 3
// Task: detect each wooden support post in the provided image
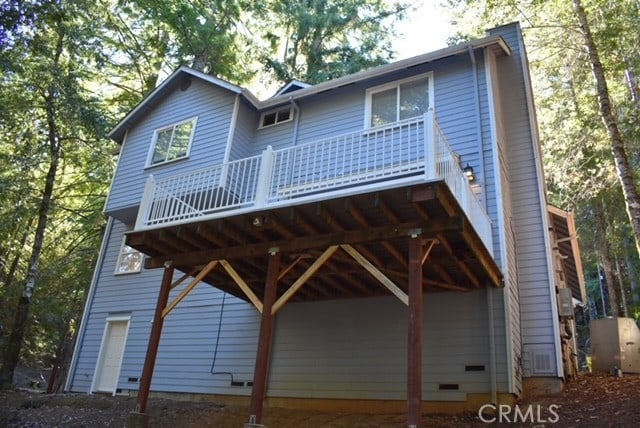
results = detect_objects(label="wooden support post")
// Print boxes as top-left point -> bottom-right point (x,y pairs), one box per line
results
407,234 -> 423,428
129,263 -> 174,428
249,249 -> 281,425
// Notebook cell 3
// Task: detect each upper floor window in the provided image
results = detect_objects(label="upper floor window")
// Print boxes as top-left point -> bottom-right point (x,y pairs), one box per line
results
365,73 -> 433,128
259,107 -> 293,128
147,117 -> 197,167
115,238 -> 144,275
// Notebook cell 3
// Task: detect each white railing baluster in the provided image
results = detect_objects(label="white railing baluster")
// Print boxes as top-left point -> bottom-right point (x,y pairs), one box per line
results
135,115 -> 493,255
136,174 -> 155,229
424,111 -> 436,180
255,146 -> 274,208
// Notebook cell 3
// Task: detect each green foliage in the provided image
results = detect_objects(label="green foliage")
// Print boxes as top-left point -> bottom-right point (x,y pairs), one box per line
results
0,0 -> 113,371
450,0 -> 640,318
256,0 -> 408,84
1,0 -> 411,373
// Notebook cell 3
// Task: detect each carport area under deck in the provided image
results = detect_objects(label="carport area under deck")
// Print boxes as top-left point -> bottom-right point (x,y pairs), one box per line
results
125,181 -> 503,428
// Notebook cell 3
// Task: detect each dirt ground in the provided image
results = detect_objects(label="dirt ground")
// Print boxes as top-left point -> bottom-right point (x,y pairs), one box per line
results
1,372 -> 638,427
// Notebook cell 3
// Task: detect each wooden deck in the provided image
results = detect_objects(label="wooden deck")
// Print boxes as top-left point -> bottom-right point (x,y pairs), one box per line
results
127,181 -> 503,306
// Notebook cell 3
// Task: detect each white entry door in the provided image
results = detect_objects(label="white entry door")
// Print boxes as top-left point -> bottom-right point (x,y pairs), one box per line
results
93,317 -> 130,394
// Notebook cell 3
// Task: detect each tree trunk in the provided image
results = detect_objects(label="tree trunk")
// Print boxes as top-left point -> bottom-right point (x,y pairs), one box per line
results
593,198 -> 619,317
615,258 -> 629,318
0,223 -> 32,296
573,0 -> 640,260
0,89 -> 61,389
623,238 -> 640,304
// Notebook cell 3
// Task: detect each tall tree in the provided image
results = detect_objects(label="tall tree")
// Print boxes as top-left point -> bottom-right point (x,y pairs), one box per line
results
0,0 -> 110,388
0,0 -> 413,385
572,0 -> 640,261
257,0 -> 408,84
449,0 -> 640,319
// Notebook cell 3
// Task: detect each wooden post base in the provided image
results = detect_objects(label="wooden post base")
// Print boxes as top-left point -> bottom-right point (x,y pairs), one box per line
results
127,411 -> 150,428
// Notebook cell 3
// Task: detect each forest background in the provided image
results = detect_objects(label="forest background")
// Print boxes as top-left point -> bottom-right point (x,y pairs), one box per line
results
0,0 -> 638,391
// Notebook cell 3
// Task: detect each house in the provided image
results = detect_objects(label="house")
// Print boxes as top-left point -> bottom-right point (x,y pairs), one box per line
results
65,22 -> 585,426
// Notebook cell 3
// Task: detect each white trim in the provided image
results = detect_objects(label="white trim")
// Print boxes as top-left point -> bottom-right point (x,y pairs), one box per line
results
103,130 -> 128,214
515,27 -> 564,378
274,80 -> 311,96
223,95 -> 240,164
485,48 -> 515,394
261,35 -> 510,109
113,234 -> 144,275
90,314 -> 131,396
364,71 -> 434,128
258,106 -> 294,129
108,66 -> 255,140
145,116 -> 198,168
65,217 -> 114,392
109,37 -> 510,142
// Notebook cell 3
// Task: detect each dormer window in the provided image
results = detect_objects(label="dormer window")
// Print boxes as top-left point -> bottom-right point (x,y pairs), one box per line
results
260,107 -> 293,128
365,72 -> 433,128
147,117 -> 197,167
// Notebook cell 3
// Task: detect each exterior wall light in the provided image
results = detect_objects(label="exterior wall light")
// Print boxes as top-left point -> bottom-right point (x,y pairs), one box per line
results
463,164 -> 475,182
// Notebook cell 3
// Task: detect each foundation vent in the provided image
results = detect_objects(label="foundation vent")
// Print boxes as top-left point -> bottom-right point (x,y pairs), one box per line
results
465,365 -> 485,372
532,350 -> 555,375
438,383 -> 459,390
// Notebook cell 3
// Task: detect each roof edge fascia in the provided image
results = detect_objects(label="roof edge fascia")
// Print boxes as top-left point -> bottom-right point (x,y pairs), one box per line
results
259,34 -> 510,109
108,66 -> 259,141
109,35 -> 509,141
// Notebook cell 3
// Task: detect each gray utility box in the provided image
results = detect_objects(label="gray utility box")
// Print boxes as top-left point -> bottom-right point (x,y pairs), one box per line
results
589,317 -> 640,373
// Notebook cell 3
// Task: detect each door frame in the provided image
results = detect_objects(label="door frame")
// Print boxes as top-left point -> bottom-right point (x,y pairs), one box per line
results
90,314 -> 131,395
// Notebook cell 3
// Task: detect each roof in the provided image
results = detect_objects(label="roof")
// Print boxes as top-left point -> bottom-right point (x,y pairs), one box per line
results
108,34 -> 511,143
273,80 -> 312,96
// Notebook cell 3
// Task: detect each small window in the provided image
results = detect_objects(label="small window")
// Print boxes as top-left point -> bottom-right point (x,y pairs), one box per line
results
147,117 -> 196,166
115,239 -> 144,274
259,107 -> 293,128
365,73 -> 433,128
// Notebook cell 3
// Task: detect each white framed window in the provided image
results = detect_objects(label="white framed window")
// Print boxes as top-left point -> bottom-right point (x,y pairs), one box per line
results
146,117 -> 197,167
114,238 -> 144,275
259,107 -> 293,128
365,72 -> 434,128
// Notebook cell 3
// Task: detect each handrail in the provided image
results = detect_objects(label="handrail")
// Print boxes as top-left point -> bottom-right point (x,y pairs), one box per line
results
134,113 -> 493,254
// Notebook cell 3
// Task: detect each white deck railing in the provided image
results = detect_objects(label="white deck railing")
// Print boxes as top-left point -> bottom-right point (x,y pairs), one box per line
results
135,112 -> 493,253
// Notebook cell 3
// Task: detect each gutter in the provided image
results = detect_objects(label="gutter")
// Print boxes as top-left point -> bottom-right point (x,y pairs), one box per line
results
108,35 -> 511,142
260,35 -> 511,109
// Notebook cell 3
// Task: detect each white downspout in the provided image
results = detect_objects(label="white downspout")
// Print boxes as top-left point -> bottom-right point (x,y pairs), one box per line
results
223,94 -> 240,164
468,46 -> 486,194
290,97 -> 300,146
473,45 -> 498,404
487,286 -> 498,405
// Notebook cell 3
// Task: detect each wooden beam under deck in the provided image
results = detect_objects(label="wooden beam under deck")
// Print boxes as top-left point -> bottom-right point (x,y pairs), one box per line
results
127,182 -> 505,428
407,234 -> 424,427
126,183 -> 503,305
271,245 -> 339,314
136,218 -> 463,269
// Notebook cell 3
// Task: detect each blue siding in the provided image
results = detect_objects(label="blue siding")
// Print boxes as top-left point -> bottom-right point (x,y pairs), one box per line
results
489,24 -> 559,377
230,100 -> 258,160
267,291 -> 501,400
105,79 -> 237,219
69,23 -> 557,403
68,221 -> 508,400
67,220 -> 261,395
